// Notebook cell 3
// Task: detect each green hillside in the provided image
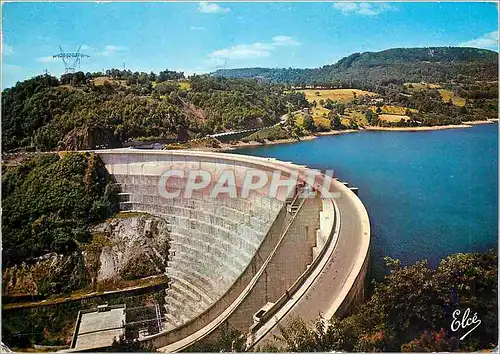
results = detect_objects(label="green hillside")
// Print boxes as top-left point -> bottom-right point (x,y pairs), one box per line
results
213,47 -> 498,86
1,72 -> 308,152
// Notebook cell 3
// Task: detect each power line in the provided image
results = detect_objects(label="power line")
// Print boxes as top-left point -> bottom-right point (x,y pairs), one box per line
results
53,45 -> 90,74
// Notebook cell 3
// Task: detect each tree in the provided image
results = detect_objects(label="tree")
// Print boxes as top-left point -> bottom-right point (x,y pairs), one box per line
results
154,81 -> 180,96
323,98 -> 335,110
329,112 -> 342,130
72,71 -> 87,85
188,322 -> 246,352
302,115 -> 315,132
276,316 -> 347,352
365,109 -> 374,124
401,329 -> 459,352
2,153 -> 118,264
333,102 -> 346,115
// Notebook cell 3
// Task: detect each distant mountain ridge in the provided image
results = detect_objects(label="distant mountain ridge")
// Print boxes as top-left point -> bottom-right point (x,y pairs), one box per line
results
213,47 -> 499,86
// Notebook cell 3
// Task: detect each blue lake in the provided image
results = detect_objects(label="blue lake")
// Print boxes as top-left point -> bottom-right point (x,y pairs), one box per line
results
232,124 -> 498,278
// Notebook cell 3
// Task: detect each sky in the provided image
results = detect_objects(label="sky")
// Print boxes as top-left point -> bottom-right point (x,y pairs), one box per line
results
2,1 -> 498,88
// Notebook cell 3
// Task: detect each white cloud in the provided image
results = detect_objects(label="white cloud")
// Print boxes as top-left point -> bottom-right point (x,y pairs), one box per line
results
80,44 -> 93,52
209,36 -> 300,60
3,43 -> 14,56
211,42 -> 273,60
333,2 -> 395,16
271,35 -> 300,47
98,45 -> 127,56
36,55 -> 59,63
460,31 -> 498,49
190,26 -> 206,31
198,2 -> 230,14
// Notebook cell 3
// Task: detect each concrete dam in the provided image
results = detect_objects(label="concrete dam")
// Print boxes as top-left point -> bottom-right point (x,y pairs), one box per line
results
97,149 -> 371,351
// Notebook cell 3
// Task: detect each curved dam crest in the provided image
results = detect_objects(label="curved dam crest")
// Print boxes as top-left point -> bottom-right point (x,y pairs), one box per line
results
96,149 -> 370,350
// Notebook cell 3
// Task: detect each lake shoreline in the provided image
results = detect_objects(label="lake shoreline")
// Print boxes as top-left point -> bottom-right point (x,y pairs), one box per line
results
176,120 -> 498,152
361,119 -> 498,132
361,124 -> 473,132
217,130 -> 359,151
213,120 -> 497,151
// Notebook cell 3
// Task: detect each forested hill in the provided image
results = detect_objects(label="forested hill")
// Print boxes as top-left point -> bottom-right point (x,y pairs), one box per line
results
1,72 -> 308,152
2,47 -> 498,152
213,47 -> 499,86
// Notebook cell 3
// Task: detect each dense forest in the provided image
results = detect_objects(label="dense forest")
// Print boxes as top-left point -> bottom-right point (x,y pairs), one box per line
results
1,72 -> 307,152
213,47 -> 499,86
2,153 -> 118,263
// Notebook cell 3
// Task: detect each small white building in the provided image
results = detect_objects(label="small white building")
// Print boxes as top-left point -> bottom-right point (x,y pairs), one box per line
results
70,304 -> 126,351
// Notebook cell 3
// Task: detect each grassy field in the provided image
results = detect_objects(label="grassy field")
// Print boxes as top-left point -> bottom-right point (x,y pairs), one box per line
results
308,107 -> 368,128
313,116 -> 331,129
294,88 -> 378,128
151,80 -> 190,91
295,112 -> 305,126
310,106 -> 330,118
344,109 -> 367,125
379,114 -> 410,122
438,89 -> 466,106
298,88 -> 377,103
92,77 -> 191,92
296,112 -> 331,130
368,105 -> 418,114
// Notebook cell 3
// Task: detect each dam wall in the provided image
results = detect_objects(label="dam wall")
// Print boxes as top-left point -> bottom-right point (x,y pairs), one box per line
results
96,149 -> 370,351
98,151 -> 291,331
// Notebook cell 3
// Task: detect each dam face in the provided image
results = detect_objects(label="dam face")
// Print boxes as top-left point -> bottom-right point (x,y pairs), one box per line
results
96,149 -> 370,350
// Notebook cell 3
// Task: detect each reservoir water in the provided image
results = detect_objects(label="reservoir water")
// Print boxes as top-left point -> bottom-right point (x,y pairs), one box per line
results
232,124 -> 498,278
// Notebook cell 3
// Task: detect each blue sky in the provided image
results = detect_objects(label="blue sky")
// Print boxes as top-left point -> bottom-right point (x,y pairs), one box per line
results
2,1 -> 498,88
